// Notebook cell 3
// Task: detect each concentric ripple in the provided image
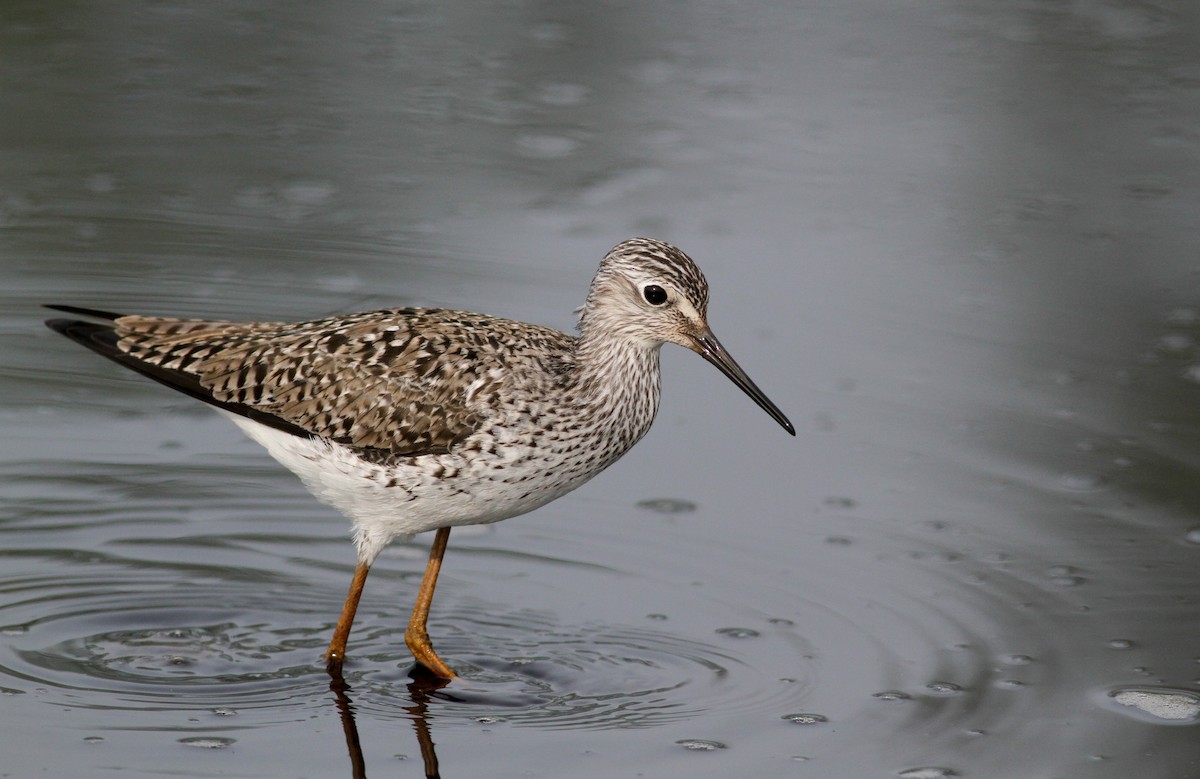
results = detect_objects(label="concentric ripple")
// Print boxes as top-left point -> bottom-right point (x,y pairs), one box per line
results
309,598 -> 818,730
3,570 -> 331,711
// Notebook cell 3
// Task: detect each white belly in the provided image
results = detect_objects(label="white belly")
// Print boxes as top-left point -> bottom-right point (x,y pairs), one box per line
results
219,411 -> 609,565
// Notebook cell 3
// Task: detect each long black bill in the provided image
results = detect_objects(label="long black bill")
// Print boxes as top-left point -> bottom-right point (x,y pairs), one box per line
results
690,328 -> 795,436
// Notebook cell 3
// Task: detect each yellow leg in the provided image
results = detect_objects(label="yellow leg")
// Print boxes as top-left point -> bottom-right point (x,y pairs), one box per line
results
405,527 -> 456,679
326,561 -> 370,673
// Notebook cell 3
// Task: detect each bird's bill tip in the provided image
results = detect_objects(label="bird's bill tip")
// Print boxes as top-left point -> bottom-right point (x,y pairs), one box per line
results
688,328 -> 795,435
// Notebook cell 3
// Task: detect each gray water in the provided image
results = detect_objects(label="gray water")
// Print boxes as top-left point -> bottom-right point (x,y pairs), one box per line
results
3,2 -> 1199,777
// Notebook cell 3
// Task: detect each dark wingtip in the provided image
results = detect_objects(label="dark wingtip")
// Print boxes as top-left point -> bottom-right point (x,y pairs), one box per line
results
44,307 -> 316,442
44,304 -> 124,320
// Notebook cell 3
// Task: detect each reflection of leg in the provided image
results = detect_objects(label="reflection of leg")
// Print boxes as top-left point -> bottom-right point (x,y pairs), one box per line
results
405,527 -> 456,679
327,667 -> 367,779
407,681 -> 442,779
326,561 -> 370,672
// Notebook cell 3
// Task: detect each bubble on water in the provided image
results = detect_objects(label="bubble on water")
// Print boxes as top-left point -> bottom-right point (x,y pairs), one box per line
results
1107,639 -> 1135,650
1107,687 -> 1200,723
1184,527 -> 1200,545
179,737 -> 235,749
872,690 -> 911,702
1184,365 -> 1200,385
781,712 -> 827,725
715,627 -> 760,639
82,736 -> 104,744
1056,472 -> 1107,492
636,498 -> 698,515
676,738 -> 726,751
999,653 -> 1034,666
994,678 -> 1025,690
1046,564 -> 1087,587
645,613 -> 668,621
768,617 -> 795,627
823,496 -> 857,509
211,708 -> 237,717
898,767 -> 957,778
824,536 -> 853,546
925,681 -> 963,696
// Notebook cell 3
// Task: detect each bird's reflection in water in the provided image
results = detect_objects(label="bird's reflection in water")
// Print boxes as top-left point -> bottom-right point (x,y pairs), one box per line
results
328,664 -> 452,779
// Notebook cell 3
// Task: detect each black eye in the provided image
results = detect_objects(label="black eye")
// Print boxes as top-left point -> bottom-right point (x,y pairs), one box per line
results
642,284 -> 668,306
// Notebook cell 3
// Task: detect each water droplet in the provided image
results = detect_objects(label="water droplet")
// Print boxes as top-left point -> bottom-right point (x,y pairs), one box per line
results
474,716 -> 501,724
1107,639 -> 1135,650
715,627 -> 760,639
636,498 -> 697,514
925,681 -> 963,696
1046,564 -> 1086,587
1108,687 -> 1200,723
898,767 -> 957,778
1056,472 -> 1107,491
1000,653 -> 1034,666
824,536 -> 853,546
179,737 -> 235,749
646,613 -> 668,621
211,708 -> 237,717
994,678 -> 1025,689
872,690 -> 911,702
675,739 -> 726,751
82,736 -> 104,744
823,496 -> 857,509
781,713 -> 828,725
768,617 -> 795,627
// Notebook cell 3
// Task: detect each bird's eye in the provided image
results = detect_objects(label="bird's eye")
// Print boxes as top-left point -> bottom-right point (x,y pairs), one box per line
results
642,284 -> 668,306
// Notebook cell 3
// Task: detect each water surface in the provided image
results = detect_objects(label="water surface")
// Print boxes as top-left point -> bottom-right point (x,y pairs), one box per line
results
3,1 -> 1199,777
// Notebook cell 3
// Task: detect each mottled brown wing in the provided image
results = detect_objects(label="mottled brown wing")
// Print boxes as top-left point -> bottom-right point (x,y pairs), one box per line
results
103,308 -> 571,457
